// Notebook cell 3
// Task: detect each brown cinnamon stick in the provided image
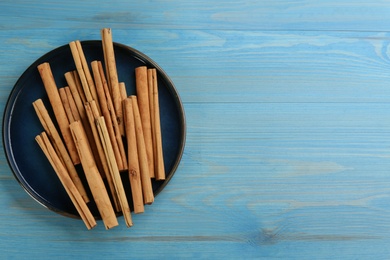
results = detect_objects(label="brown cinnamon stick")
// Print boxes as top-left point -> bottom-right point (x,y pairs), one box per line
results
37,62 -> 80,165
75,41 -> 100,111
119,82 -> 127,104
101,28 -> 124,136
70,120 -> 118,229
96,61 -> 127,171
147,68 -> 155,144
84,101 -> 111,181
96,116 -> 133,227
65,71 -> 101,174
91,61 -> 123,170
36,132 -> 96,230
65,86 -> 81,122
65,71 -> 86,118
135,66 -> 155,178
85,100 -> 121,212
123,98 -> 144,213
119,81 -> 128,136
72,70 -> 87,104
131,95 -> 154,204
149,69 -> 165,180
59,87 -> 75,123
69,41 -> 94,103
32,99 -> 89,202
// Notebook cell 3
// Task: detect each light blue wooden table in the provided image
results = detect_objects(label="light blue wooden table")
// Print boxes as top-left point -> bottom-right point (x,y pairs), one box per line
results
2,1 -> 390,259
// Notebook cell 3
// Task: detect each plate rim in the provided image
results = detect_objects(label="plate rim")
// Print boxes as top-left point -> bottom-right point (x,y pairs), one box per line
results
2,40 -> 186,219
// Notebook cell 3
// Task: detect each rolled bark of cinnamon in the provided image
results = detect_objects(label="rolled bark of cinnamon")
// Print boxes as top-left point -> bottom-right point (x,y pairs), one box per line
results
101,28 -> 124,136
119,82 -> 127,103
70,121 -> 118,230
91,61 -> 127,171
32,99 -> 89,202
85,100 -> 121,212
99,61 -> 127,170
72,70 -> 87,104
75,40 -> 100,113
65,71 -> 86,119
84,101 -> 111,180
65,86 -> 81,122
135,66 -> 154,178
65,71 -> 99,171
59,87 -> 74,123
150,69 -> 166,180
69,41 -> 94,104
36,132 -> 96,230
37,62 -> 80,165
123,98 -> 144,213
147,69 -> 155,155
96,116 -> 133,227
131,95 -> 154,204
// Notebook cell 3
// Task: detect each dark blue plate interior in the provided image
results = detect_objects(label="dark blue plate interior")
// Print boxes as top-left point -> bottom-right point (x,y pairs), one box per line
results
3,41 -> 186,219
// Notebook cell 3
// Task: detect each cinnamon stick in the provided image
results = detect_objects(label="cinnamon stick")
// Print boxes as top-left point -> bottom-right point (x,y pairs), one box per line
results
91,61 -> 124,170
123,98 -> 144,213
96,116 -> 133,227
65,86 -> 81,122
37,62 -> 80,165
65,71 -> 86,118
36,132 -> 96,230
84,101 -> 111,181
96,61 -> 127,171
70,121 -> 118,229
119,82 -> 127,104
65,71 -> 100,172
69,41 -> 94,103
59,87 -> 75,123
135,66 -> 154,178
72,70 -> 87,104
85,100 -> 121,212
147,68 -> 155,142
32,99 -> 89,202
101,28 -> 124,136
150,69 -> 165,180
147,69 -> 157,178
119,81 -> 128,136
75,40 -> 100,112
131,95 -> 154,204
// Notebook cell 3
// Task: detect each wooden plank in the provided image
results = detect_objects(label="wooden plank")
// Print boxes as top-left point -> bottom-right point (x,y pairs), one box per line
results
1,1 -> 390,31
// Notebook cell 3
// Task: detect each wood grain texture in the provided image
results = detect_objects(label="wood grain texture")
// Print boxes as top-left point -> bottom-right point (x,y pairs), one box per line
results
2,0 -> 390,259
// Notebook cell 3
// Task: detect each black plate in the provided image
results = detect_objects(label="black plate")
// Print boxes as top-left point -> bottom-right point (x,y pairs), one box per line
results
3,40 -> 186,219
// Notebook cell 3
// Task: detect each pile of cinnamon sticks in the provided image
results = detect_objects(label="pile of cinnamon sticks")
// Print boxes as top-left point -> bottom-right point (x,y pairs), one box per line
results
33,28 -> 165,230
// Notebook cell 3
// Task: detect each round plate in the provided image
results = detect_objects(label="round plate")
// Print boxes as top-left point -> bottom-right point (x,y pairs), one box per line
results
3,40 -> 186,219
